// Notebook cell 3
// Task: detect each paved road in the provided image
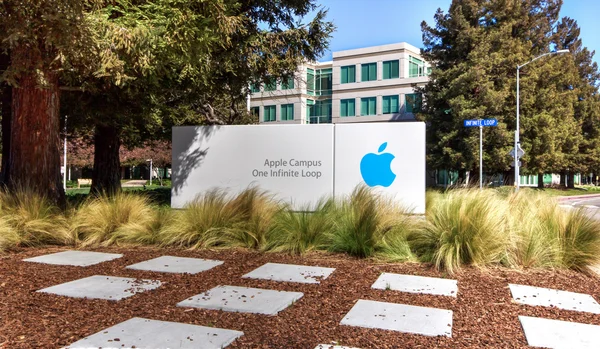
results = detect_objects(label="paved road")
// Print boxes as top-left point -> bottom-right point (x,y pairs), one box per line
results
559,196 -> 600,219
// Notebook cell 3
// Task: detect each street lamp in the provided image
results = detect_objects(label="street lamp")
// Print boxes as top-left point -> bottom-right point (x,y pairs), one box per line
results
146,159 -> 152,186
515,49 -> 569,192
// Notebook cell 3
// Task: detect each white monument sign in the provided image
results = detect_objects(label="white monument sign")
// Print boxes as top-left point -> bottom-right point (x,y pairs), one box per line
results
171,122 -> 425,214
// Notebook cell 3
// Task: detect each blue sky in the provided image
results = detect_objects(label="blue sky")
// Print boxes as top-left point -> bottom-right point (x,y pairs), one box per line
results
311,0 -> 600,64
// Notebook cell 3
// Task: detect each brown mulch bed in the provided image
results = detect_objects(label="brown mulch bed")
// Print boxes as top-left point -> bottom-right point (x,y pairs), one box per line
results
1,246 -> 600,349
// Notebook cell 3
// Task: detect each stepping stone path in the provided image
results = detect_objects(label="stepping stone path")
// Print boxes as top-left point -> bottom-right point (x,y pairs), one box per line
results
519,315 -> 600,349
242,262 -> 336,284
509,283 -> 600,314
23,250 -> 122,267
340,299 -> 453,337
314,345 -> 361,349
126,255 -> 223,274
177,285 -> 304,315
63,317 -> 243,349
38,275 -> 161,301
371,272 -> 458,297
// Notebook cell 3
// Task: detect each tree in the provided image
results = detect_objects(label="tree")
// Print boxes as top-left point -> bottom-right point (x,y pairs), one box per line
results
418,0 -> 597,187
62,0 -> 334,196
0,0 -> 127,205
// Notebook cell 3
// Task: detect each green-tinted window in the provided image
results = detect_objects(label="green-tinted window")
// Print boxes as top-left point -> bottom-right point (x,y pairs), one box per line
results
382,95 -> 399,114
280,104 -> 294,121
307,99 -> 332,123
360,97 -> 376,116
341,65 -> 356,84
409,56 -> 425,78
361,63 -> 377,81
405,93 -> 422,113
250,106 -> 259,118
264,80 -> 276,91
307,69 -> 315,95
281,77 -> 294,90
264,105 -> 276,122
340,99 -> 356,117
250,84 -> 260,93
315,68 -> 332,95
382,60 -> 399,79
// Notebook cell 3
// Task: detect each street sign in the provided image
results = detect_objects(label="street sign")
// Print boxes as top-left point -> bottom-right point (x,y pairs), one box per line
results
463,119 -> 498,127
509,145 -> 525,159
463,118 -> 498,189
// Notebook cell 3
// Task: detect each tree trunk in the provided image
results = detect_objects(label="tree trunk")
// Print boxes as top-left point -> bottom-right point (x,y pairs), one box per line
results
537,173 -> 544,189
9,68 -> 65,207
567,170 -> 575,188
91,125 -> 122,196
1,51 -> 11,186
560,170 -> 567,187
0,79 -> 10,186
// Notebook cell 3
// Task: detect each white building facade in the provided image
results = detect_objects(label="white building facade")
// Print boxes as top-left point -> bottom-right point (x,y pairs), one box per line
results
249,42 -> 430,124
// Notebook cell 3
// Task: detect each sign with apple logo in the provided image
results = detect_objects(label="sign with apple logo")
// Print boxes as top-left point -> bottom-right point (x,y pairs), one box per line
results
360,142 -> 396,187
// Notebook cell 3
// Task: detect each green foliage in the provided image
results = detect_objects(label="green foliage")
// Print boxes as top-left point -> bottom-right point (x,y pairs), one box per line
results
326,186 -> 416,260
419,0 -> 600,178
265,198 -> 336,254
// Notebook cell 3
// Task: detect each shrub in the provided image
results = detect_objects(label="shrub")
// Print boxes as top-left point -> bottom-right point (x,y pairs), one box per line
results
71,193 -> 157,246
409,189 -> 510,274
265,198 -> 336,254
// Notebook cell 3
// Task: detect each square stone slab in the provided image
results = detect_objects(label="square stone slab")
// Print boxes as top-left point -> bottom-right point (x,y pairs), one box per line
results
38,275 -> 161,301
242,262 -> 336,284
371,273 -> 458,297
314,345 -> 361,349
509,284 -> 600,314
519,315 -> 600,349
125,255 -> 224,274
23,250 -> 122,267
63,317 -> 243,349
340,299 -> 452,337
177,285 -> 303,315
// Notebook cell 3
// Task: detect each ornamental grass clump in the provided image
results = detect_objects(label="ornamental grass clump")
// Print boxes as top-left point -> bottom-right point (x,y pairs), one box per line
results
159,187 -> 281,249
557,208 -> 600,273
409,188 -> 510,274
326,185 -> 416,260
0,187 -> 71,250
71,192 -> 157,247
264,198 -> 337,254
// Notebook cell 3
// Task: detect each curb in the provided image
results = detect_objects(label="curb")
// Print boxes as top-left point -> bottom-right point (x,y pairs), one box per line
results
557,193 -> 600,201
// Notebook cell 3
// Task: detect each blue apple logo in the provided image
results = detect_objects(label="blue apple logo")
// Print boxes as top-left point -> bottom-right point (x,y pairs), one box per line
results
360,142 -> 396,187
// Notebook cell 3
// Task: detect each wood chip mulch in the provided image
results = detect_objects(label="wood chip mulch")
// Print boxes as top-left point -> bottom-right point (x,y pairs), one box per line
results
1,246 -> 600,349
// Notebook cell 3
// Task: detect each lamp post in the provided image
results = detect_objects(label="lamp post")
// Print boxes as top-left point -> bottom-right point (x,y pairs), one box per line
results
515,49 -> 569,192
146,159 -> 153,186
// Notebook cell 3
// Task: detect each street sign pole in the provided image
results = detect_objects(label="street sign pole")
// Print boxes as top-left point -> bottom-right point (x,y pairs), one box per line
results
480,125 -> 483,189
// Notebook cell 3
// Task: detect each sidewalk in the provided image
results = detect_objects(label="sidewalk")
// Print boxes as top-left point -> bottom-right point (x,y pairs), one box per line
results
556,193 -> 600,201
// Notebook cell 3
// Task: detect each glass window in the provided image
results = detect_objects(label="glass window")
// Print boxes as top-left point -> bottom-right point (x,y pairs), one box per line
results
361,63 -> 377,81
340,99 -> 356,117
281,77 -> 294,90
280,104 -> 294,121
307,99 -> 332,123
264,105 -> 276,122
250,106 -> 259,118
307,69 -> 315,95
405,93 -> 422,113
315,68 -> 332,95
382,60 -> 399,79
360,97 -> 376,116
340,65 -> 356,84
409,56 -> 425,78
250,83 -> 260,93
382,95 -> 399,114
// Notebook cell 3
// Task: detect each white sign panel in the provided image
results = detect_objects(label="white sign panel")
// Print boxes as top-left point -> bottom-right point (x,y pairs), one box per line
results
334,123 -> 425,213
172,122 -> 425,214
171,125 -> 334,209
